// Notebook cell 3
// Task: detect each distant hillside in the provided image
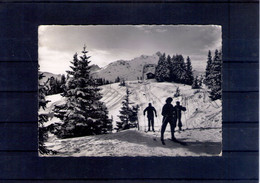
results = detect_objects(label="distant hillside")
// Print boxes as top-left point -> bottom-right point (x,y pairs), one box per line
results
39,72 -> 62,84
40,64 -> 101,84
89,64 -> 101,72
92,54 -> 160,82
193,70 -> 205,77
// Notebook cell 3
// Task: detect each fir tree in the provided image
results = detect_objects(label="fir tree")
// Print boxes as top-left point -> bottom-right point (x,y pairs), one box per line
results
155,53 -> 170,82
198,75 -> 203,87
174,87 -> 181,97
115,76 -> 120,83
60,74 -> 66,92
129,105 -> 139,128
192,76 -> 200,89
38,69 -> 56,154
208,50 -> 222,100
204,50 -> 213,85
185,56 -> 194,85
119,79 -> 126,86
116,88 -> 138,131
53,46 -> 112,138
47,76 -> 56,95
171,54 -> 187,83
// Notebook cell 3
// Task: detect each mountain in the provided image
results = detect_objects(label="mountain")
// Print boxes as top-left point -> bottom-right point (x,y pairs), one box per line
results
39,72 -> 62,84
89,64 -> 101,72
92,54 -> 160,82
40,64 -> 101,84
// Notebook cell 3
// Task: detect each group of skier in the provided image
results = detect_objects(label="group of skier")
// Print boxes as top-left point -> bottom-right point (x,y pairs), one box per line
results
143,97 -> 186,145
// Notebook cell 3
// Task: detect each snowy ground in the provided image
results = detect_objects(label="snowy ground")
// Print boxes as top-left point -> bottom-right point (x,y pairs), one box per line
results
40,80 -> 222,156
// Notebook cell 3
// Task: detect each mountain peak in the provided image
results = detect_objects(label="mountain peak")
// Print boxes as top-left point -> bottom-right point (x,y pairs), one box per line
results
92,53 -> 159,82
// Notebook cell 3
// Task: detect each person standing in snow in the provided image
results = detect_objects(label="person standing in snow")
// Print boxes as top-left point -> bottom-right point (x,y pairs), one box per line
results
143,103 -> 157,132
160,97 -> 177,145
175,101 -> 186,131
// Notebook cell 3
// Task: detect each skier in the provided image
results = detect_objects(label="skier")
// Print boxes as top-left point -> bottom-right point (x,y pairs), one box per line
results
143,103 -> 157,132
175,101 -> 186,131
160,97 -> 177,145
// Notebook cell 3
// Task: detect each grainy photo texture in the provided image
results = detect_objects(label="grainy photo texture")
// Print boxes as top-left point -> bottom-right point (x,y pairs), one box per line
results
38,25 -> 222,156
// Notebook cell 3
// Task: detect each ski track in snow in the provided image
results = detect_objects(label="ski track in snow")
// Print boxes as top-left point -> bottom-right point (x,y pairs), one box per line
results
42,80 -> 222,156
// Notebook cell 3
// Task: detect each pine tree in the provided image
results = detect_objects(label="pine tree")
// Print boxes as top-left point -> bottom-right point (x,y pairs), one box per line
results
115,76 -> 120,83
116,88 -> 138,131
171,54 -> 187,83
60,74 -> 66,92
47,76 -> 56,95
155,53 -> 170,82
204,50 -> 213,85
38,69 -> 56,154
192,76 -> 200,89
208,50 -> 222,100
129,105 -> 139,128
53,46 -> 112,138
119,79 -> 126,86
185,56 -> 194,85
174,87 -> 181,97
198,75 -> 203,87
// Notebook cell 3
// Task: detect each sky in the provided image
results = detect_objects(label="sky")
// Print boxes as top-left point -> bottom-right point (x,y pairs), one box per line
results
39,25 -> 221,74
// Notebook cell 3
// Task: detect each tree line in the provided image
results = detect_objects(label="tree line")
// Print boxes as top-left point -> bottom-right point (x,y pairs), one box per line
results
44,72 -> 112,96
155,53 -> 194,85
204,49 -> 222,100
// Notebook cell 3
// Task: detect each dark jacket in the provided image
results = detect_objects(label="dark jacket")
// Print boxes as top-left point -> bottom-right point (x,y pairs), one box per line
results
162,103 -> 176,117
143,106 -> 157,118
175,105 -> 186,118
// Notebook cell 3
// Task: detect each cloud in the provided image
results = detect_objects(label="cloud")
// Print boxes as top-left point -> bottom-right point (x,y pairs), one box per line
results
90,49 -> 111,55
39,46 -> 73,74
39,25 -> 222,74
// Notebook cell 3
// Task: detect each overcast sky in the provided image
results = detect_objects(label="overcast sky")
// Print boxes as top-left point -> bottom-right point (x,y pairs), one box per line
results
39,25 -> 221,74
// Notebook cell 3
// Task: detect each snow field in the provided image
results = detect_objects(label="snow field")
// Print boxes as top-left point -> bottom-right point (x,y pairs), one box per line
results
41,80 -> 222,156
100,80 -> 221,133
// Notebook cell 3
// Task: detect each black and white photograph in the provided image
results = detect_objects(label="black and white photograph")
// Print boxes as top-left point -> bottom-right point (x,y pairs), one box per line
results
38,25 -> 222,157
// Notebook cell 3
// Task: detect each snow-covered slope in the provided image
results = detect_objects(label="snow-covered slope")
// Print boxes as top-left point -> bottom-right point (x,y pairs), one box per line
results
42,80 -> 221,132
45,128 -> 221,156
41,81 -> 222,156
99,80 -> 221,131
92,54 -> 159,82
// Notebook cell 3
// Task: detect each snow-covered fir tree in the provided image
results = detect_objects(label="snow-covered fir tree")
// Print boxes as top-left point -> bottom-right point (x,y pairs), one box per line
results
171,54 -> 187,83
192,76 -> 201,89
155,53 -> 171,82
204,50 -> 213,86
116,88 -> 138,131
185,56 -> 194,85
198,75 -> 203,87
173,86 -> 181,97
53,46 -> 112,138
60,74 -> 66,91
119,79 -> 126,86
208,49 -> 222,100
115,76 -> 120,83
129,105 -> 139,128
38,69 -> 56,154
